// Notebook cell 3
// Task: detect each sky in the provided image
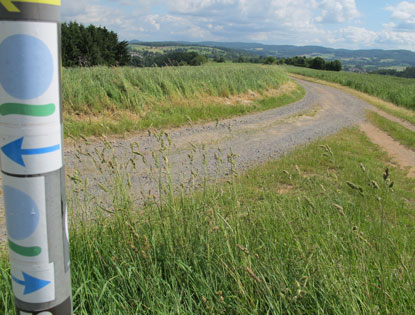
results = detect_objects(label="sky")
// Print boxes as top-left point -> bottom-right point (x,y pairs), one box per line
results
61,0 -> 415,51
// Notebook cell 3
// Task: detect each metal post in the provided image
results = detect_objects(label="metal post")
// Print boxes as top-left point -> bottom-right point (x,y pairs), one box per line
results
0,1 -> 72,314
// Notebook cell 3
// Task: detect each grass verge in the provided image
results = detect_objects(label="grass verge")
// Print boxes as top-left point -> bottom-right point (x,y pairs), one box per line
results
367,111 -> 415,150
63,64 -> 303,138
2,128 -> 414,314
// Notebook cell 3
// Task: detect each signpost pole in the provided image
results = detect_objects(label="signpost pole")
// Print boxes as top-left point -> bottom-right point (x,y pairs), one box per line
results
0,1 -> 72,314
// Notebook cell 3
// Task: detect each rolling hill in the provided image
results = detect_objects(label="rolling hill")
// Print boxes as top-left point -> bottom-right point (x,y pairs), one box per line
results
130,40 -> 415,71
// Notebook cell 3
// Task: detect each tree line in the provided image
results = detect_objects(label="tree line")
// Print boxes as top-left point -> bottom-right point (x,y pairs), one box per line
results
262,56 -> 342,71
62,22 -> 130,67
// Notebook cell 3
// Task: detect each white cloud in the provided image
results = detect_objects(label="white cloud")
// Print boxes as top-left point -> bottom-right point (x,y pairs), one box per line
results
60,0 -> 415,50
338,26 -> 377,46
386,1 -> 415,30
316,0 -> 360,23
169,0 -> 236,14
378,29 -> 415,48
61,2 -> 90,18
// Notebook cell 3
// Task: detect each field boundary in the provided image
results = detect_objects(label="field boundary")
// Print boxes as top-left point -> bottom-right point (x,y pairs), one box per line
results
360,122 -> 415,177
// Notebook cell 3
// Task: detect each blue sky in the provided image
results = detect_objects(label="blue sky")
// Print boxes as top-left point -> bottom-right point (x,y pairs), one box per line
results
62,0 -> 415,50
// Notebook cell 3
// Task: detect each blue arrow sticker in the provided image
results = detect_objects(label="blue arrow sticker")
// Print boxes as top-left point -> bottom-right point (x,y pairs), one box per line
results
12,272 -> 51,295
1,137 -> 60,167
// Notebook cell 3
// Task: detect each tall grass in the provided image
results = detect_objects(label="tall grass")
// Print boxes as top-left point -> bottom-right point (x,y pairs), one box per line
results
1,128 -> 414,314
285,66 -> 415,111
63,64 -> 297,137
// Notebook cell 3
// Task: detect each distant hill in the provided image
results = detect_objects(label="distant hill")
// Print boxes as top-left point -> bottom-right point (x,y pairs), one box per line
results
129,40 -> 415,71
128,41 -> 257,65
197,42 -> 415,71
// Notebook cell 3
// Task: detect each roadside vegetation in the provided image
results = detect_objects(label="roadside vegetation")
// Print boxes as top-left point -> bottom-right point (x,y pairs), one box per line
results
1,128 -> 414,313
285,66 -> 415,111
63,64 -> 304,138
367,111 -> 415,150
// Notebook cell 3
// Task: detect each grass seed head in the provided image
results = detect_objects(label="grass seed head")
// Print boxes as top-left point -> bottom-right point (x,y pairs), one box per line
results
245,266 -> 261,283
360,162 -> 366,172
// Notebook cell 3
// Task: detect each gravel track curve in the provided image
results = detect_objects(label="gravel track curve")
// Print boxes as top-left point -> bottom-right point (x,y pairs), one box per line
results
0,78 -> 371,241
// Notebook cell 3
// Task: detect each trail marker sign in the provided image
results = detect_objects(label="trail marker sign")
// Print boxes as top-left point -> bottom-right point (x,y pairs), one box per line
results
1,1 -> 72,314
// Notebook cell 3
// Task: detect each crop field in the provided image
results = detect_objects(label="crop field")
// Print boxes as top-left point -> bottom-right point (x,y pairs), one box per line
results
284,66 -> 415,110
63,64 -> 303,137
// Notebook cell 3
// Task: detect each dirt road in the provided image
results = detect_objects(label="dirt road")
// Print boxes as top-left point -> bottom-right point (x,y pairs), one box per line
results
62,78 -> 369,208
0,78 -> 396,240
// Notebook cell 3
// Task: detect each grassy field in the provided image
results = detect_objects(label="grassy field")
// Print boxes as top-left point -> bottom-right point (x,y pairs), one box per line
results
1,128 -> 414,314
63,64 -> 303,138
284,66 -> 415,111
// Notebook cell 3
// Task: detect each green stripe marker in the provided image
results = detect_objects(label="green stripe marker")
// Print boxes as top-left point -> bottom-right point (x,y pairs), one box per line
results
0,103 -> 55,116
8,239 -> 42,257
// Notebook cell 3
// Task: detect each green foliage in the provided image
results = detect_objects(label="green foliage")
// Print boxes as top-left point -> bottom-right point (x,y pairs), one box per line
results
214,56 -> 226,63
283,56 -> 342,71
144,51 -> 207,67
325,59 -> 342,71
309,57 -> 326,70
62,22 -> 130,67
190,54 -> 208,66
263,56 -> 277,65
286,66 -> 415,110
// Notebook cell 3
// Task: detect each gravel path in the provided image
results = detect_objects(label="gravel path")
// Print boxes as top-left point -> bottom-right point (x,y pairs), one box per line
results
0,78 -> 371,241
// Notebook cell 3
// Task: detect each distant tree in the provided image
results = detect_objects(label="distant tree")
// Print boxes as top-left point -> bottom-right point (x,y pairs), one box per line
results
214,56 -> 226,63
401,66 -> 415,78
292,56 -> 307,67
235,56 -> 246,63
325,60 -> 342,71
309,57 -> 326,70
263,56 -> 277,65
144,51 -> 208,67
130,56 -> 143,67
191,55 -> 208,66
